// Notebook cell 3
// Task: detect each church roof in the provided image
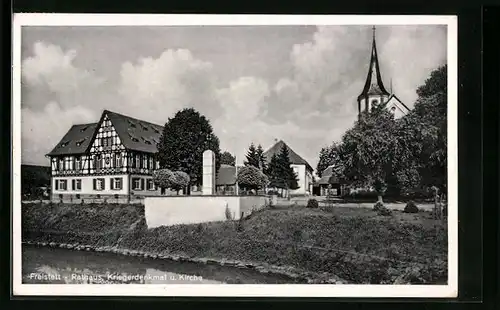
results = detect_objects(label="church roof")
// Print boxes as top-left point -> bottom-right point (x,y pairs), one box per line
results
382,94 -> 411,112
47,110 -> 164,156
263,140 -> 313,173
357,26 -> 390,101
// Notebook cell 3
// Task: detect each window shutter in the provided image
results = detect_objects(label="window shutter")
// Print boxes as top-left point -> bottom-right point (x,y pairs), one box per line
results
141,178 -> 145,190
110,178 -> 114,190
93,179 -> 97,190
72,180 -> 75,190
55,180 -> 59,190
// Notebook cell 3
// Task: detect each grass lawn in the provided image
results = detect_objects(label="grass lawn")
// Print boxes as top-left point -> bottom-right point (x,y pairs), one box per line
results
22,202 -> 447,284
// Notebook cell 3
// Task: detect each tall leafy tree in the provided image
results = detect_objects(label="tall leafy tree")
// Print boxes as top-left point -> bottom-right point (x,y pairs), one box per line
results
220,151 -> 236,166
316,143 -> 342,177
338,105 -> 398,202
244,143 -> 260,168
157,108 -> 221,193
256,144 -> 267,171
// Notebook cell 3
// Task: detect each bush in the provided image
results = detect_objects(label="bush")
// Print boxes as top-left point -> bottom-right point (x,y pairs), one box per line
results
377,207 -> 392,216
237,166 -> 268,190
403,201 -> 419,213
373,201 -> 384,212
306,199 -> 319,209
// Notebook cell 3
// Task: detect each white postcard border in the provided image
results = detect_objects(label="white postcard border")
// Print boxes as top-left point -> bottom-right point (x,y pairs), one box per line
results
12,13 -> 458,298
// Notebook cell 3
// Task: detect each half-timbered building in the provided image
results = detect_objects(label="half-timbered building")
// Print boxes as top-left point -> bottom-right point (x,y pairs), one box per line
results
47,110 -> 164,203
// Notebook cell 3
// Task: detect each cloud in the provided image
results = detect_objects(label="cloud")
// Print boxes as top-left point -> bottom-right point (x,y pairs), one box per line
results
20,25 -> 448,172
21,102 -> 96,165
118,49 -> 220,125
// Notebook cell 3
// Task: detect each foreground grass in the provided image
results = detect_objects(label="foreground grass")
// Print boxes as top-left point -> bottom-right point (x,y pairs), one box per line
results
22,203 -> 447,284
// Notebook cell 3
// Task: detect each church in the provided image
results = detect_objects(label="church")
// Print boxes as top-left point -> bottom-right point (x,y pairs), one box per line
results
47,110 -> 165,203
357,27 -> 411,119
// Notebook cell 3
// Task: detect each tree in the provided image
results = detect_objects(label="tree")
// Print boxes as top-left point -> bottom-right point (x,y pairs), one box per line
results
265,153 -> 286,189
338,105 -> 398,203
220,151 -> 236,166
157,108 -> 221,193
171,171 -> 190,194
277,144 -> 299,193
316,143 -> 342,177
153,169 -> 175,194
237,165 -> 269,192
256,144 -> 268,171
244,143 -> 260,168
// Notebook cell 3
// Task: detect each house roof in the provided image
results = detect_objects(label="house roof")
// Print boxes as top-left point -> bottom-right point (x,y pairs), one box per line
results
316,165 -> 340,185
104,110 -> 164,154
46,123 -> 99,156
47,110 -> 165,156
216,164 -> 237,185
263,140 -> 313,172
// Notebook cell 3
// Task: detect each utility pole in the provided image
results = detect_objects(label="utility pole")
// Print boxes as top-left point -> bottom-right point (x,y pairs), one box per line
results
235,155 -> 239,196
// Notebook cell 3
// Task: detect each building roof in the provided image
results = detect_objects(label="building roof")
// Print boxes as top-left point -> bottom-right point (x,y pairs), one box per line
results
357,26 -> 390,102
263,140 -> 313,172
216,164 -> 237,185
382,94 -> 411,113
104,110 -> 164,154
315,165 -> 340,185
47,110 -> 165,156
46,123 -> 99,156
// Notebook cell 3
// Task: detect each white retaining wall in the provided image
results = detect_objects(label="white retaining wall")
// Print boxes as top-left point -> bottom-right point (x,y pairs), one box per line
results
144,195 -> 269,228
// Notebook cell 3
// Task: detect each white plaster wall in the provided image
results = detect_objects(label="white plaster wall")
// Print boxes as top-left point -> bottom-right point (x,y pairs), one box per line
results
144,196 -> 240,228
239,196 -> 268,216
290,164 -> 307,195
144,196 -> 269,228
52,174 -> 129,195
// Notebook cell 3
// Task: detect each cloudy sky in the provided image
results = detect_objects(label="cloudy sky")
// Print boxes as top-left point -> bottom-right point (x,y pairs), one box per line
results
20,24 -> 447,171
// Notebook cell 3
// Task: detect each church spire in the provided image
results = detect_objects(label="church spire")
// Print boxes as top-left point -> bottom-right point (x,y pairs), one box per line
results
357,25 -> 390,102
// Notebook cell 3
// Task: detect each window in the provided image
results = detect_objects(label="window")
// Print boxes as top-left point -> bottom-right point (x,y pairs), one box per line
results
58,180 -> 68,191
132,178 -> 144,191
58,159 -> 64,171
136,154 -> 141,168
143,156 -> 147,169
72,179 -> 82,191
94,155 -> 102,170
111,177 -> 123,190
147,179 -> 155,191
114,153 -> 122,167
149,157 -> 154,170
103,137 -> 108,147
75,157 -> 82,170
93,178 -> 105,191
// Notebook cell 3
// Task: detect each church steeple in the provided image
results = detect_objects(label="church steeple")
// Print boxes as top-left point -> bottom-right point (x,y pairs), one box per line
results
357,26 -> 390,117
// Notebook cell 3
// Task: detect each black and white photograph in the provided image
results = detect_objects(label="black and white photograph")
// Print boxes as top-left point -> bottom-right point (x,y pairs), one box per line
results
12,14 -> 458,297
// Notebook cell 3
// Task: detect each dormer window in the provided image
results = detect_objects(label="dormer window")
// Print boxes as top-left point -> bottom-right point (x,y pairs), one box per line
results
75,137 -> 87,147
80,126 -> 88,132
129,133 -> 139,142
60,140 -> 70,148
140,123 -> 149,131
128,120 -> 137,128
